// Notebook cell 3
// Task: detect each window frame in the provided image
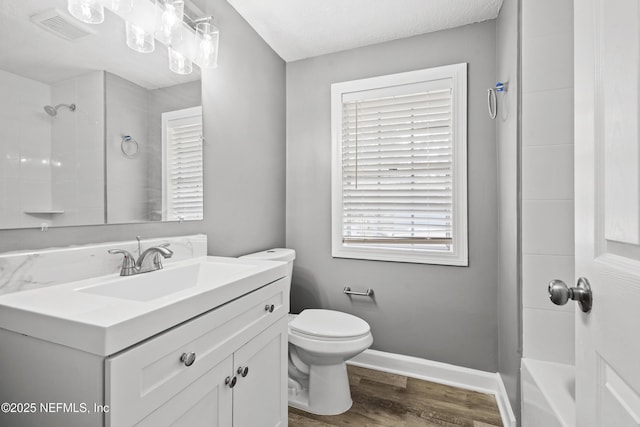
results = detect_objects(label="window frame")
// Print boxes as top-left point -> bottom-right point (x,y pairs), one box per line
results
161,105 -> 204,222
330,63 -> 468,266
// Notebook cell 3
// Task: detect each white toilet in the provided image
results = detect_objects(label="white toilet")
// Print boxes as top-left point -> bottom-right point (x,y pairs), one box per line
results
240,248 -> 373,415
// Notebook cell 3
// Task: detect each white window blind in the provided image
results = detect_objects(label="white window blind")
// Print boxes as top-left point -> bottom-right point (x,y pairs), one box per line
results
331,64 -> 467,265
341,82 -> 453,248
162,106 -> 203,221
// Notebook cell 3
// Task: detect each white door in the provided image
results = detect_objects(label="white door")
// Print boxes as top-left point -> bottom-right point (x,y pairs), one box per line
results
574,0 -> 640,425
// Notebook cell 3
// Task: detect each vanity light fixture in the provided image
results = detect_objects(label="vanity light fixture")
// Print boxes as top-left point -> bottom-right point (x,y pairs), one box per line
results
103,0 -> 133,14
155,0 -> 184,45
66,0 -> 218,74
67,0 -> 104,24
126,21 -> 155,53
194,20 -> 219,68
168,47 -> 193,74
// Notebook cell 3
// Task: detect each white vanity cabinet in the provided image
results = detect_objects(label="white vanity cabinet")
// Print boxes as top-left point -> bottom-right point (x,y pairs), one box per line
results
0,275 -> 289,427
107,277 -> 289,427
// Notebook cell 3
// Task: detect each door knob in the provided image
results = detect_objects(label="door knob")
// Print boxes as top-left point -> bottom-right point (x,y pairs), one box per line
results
548,277 -> 593,313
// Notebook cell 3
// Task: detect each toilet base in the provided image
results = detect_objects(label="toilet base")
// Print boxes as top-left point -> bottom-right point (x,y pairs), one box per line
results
288,363 -> 353,415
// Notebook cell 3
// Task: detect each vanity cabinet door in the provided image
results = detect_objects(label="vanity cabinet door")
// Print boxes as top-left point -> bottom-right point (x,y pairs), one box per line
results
232,317 -> 288,427
134,355 -> 233,427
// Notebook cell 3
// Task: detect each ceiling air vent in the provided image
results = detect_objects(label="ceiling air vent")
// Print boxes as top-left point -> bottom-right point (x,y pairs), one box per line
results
30,9 -> 96,41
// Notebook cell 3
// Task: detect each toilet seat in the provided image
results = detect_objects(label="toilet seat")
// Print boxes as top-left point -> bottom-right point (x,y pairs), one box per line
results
289,309 -> 370,340
289,328 -> 370,342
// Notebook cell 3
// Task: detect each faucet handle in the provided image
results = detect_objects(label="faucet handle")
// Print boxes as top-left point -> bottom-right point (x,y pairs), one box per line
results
152,246 -> 173,269
108,249 -> 137,276
153,252 -> 164,269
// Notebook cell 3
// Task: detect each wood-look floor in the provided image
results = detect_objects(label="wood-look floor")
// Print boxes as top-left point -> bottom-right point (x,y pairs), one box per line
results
288,365 -> 503,427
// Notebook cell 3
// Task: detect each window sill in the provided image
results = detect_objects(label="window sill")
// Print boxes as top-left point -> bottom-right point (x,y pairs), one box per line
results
332,246 -> 468,266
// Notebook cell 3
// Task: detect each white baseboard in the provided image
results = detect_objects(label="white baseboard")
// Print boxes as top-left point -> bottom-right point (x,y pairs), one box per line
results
495,372 -> 517,427
348,349 -> 516,427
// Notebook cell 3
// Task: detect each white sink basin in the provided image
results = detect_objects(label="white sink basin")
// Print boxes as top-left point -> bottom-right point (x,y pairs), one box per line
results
77,260 -> 254,302
0,256 -> 287,356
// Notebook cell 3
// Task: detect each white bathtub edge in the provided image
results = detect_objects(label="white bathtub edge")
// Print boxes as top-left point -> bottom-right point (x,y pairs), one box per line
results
521,358 -> 575,427
348,349 -> 516,427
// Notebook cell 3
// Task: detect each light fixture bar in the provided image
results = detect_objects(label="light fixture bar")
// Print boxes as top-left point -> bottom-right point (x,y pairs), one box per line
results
186,15 -> 212,30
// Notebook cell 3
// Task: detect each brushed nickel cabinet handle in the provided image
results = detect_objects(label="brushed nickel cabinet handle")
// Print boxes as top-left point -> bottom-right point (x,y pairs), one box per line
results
180,352 -> 196,367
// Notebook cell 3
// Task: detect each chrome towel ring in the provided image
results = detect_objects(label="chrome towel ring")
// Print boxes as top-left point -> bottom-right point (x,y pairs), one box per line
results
487,81 -> 507,120
121,135 -> 139,159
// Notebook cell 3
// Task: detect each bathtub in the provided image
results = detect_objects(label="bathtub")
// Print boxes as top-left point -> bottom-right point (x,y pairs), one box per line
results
521,358 -> 575,427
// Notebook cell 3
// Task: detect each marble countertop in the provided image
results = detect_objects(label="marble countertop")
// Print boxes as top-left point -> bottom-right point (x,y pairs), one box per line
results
0,256 -> 287,357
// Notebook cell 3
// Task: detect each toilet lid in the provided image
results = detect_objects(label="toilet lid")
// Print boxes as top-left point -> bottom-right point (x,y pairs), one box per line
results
289,309 -> 370,339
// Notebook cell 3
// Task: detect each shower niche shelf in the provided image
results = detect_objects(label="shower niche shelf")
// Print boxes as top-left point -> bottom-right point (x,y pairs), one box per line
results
24,209 -> 65,215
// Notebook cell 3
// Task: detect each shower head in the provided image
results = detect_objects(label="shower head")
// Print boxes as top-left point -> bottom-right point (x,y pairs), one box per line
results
44,103 -> 76,117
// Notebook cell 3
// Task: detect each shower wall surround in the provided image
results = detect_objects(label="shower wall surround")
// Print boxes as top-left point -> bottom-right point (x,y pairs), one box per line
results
0,69 -> 105,229
521,0 -> 575,366
51,71 -> 105,227
0,70 -> 52,227
0,234 -> 206,296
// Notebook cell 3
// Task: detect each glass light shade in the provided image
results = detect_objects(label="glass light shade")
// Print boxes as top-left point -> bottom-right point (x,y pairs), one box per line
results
168,47 -> 193,75
155,0 -> 184,44
103,0 -> 133,14
195,22 -> 219,68
67,0 -> 104,24
125,21 -> 155,53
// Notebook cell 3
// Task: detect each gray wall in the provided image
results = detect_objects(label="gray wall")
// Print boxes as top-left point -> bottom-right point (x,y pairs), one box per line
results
286,21 -> 499,372
0,0 -> 286,257
105,72 -> 150,223
495,0 -> 521,418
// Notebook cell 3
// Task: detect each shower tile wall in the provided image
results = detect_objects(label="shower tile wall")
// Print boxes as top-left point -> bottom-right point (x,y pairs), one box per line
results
521,0 -> 575,365
0,70 -> 53,228
51,71 -> 105,227
0,70 -> 105,229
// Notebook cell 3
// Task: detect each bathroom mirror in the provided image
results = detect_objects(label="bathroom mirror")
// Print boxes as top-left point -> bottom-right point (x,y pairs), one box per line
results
0,0 -> 203,229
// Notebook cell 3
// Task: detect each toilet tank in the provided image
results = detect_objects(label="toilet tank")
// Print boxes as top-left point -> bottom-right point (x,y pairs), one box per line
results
240,248 -> 296,280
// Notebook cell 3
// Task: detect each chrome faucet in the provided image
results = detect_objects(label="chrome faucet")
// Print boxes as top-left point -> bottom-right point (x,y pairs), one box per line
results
108,242 -> 173,276
136,244 -> 173,273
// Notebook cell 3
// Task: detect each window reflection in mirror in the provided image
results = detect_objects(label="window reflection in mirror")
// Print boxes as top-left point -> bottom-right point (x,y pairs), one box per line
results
0,1 -> 203,229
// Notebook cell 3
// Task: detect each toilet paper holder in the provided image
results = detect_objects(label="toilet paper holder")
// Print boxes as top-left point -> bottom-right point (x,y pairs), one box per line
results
343,286 -> 374,297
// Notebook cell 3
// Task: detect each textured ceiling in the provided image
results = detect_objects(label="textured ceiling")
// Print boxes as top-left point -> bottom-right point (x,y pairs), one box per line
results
226,0 -> 504,62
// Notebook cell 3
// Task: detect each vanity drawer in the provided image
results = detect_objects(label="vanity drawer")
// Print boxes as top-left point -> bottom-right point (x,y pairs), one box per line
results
105,277 -> 288,427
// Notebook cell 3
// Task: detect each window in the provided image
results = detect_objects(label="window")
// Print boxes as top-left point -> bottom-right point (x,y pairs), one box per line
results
162,106 -> 204,221
331,64 -> 467,265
